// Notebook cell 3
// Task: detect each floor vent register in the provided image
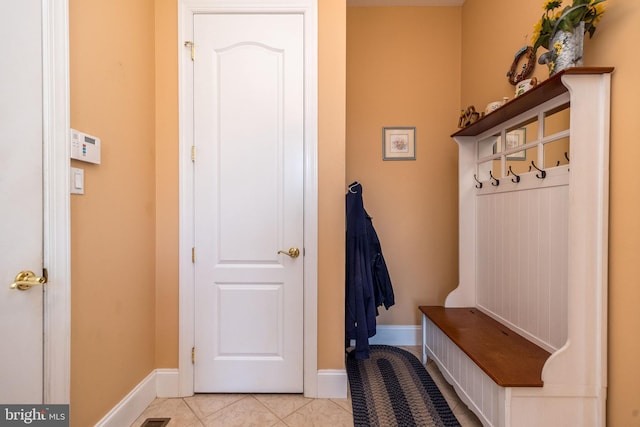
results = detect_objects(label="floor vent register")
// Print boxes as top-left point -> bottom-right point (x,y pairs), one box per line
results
141,418 -> 170,427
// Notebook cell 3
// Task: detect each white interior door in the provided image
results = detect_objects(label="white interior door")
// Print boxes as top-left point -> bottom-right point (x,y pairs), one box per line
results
0,0 -> 45,403
193,13 -> 305,393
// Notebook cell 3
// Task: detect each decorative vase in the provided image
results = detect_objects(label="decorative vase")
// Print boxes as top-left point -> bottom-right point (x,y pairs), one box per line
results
539,21 -> 585,76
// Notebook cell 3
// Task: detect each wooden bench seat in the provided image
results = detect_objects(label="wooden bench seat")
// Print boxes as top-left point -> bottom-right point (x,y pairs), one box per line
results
419,306 -> 551,387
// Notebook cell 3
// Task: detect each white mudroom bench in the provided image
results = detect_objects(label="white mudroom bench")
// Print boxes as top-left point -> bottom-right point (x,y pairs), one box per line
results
421,68 -> 613,427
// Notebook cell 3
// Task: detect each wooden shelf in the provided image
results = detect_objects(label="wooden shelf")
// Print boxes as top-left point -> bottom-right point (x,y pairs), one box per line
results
452,67 -> 614,138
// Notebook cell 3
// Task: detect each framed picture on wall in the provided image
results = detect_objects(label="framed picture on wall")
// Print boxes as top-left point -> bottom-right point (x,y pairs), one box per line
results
492,128 -> 527,160
383,127 -> 416,160
505,128 -> 526,160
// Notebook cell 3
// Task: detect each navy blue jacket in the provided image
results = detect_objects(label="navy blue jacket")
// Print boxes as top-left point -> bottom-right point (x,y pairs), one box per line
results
345,182 -> 395,359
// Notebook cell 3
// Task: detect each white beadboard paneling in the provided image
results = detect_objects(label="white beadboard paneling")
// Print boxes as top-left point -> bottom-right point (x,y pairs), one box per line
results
476,195 -> 489,309
476,182 -> 568,352
550,187 -> 569,348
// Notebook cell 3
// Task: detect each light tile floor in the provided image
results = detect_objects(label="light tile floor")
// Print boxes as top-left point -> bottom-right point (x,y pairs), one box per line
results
132,346 -> 482,427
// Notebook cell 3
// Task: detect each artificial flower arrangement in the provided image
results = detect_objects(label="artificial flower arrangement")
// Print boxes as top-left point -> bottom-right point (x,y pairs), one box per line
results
532,0 -> 607,74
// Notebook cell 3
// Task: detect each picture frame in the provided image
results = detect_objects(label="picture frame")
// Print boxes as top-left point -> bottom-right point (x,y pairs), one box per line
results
383,127 -> 416,160
505,128 -> 526,160
492,128 -> 526,160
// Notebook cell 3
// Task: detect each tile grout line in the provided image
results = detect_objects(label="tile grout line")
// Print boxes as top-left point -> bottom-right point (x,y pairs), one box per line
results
250,394 -> 288,425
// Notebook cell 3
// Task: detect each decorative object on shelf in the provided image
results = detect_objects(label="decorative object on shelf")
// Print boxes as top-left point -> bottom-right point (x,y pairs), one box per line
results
382,127 -> 416,160
515,77 -> 538,97
542,21 -> 586,74
458,106 -> 480,128
485,101 -> 503,115
532,0 -> 607,76
507,46 -> 537,85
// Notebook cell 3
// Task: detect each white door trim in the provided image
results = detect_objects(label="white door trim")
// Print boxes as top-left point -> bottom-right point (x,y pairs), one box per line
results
42,0 -> 71,403
177,0 -> 318,397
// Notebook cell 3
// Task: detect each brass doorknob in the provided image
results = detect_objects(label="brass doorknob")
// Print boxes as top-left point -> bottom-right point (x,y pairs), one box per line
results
277,248 -> 300,259
9,270 -> 47,291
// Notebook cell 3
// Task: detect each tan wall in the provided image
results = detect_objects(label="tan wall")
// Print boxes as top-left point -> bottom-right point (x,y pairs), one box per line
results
68,0 -> 157,425
154,0 -> 179,369
461,0 -> 640,425
318,0 -> 348,369
590,2 -> 640,424
346,7 -> 462,325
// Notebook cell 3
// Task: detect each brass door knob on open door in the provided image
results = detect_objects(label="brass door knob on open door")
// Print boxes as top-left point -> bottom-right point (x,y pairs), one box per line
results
277,248 -> 300,259
9,270 -> 47,291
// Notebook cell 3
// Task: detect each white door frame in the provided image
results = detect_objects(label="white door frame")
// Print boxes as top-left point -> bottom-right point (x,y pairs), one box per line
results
177,0 -> 318,397
42,0 -> 71,404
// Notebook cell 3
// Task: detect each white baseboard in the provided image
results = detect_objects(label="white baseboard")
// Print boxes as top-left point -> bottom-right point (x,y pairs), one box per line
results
156,369 -> 180,398
370,325 -> 421,346
95,369 -> 180,427
101,340 -> 432,424
95,371 -> 157,427
316,325 -> 420,400
316,369 -> 348,399
97,366 -> 354,425
350,325 -> 421,347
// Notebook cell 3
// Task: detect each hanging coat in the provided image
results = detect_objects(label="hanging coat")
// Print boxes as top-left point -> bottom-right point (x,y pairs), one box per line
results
367,211 -> 395,311
345,182 -> 395,359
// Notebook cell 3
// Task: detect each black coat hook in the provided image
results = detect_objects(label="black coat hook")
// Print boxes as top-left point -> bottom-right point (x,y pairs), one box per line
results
507,165 -> 521,183
489,170 -> 500,186
473,174 -> 483,189
557,152 -> 571,167
530,160 -> 546,179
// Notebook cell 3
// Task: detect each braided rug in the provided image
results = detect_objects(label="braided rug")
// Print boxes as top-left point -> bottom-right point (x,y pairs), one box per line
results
346,345 -> 460,427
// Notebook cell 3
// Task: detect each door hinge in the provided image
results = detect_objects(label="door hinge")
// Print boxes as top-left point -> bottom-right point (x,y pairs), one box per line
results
192,247 -> 195,263
191,146 -> 196,162
184,41 -> 195,61
191,347 -> 195,364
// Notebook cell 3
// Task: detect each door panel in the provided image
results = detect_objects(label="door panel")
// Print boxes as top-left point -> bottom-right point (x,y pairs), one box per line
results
217,44 -> 281,262
193,13 -> 304,393
0,0 -> 44,403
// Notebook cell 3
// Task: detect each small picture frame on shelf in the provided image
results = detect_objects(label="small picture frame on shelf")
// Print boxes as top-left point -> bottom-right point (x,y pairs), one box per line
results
382,127 -> 416,160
